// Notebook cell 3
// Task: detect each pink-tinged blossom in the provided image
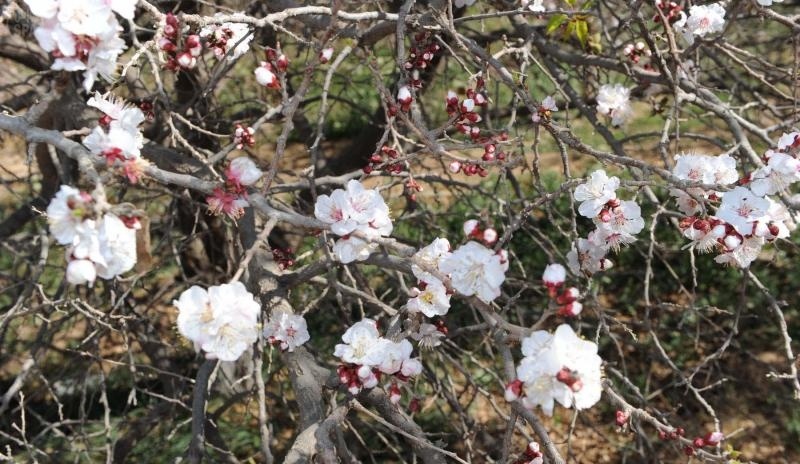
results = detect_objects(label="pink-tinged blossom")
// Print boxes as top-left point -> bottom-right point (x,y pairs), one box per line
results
207,187 -> 249,219
593,200 -> 645,251
439,241 -> 507,303
462,219 -> 480,237
233,125 -> 255,149
573,170 -> 619,218
670,188 -> 705,216
674,153 -> 712,183
714,236 -> 764,268
199,16 -> 252,62
314,180 -> 393,263
532,95 -> 558,122
226,157 -> 262,189
676,3 -> 726,45
716,187 -> 770,235
753,197 -> 794,241
407,280 -> 451,317
567,237 -> 613,275
679,217 -> 720,253
26,0 -> 129,91
777,131 -> 800,151
83,125 -> 141,162
596,84 -> 633,126
87,91 -> 145,132
315,189 -> 357,235
263,310 -> 310,352
334,319 -> 422,394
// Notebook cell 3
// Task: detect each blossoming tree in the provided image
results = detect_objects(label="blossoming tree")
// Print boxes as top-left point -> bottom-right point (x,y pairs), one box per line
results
0,0 -> 799,462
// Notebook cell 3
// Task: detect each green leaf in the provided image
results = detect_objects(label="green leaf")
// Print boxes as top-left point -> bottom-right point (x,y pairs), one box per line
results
546,14 -> 568,36
563,19 -> 576,41
575,19 -> 589,48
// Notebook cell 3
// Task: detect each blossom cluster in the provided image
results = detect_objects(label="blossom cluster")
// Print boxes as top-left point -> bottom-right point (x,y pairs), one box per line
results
46,185 -> 139,286
84,92 -> 148,183
505,324 -> 603,416
174,282 -> 260,361
570,170 -> 644,274
314,180 -> 393,263
263,310 -> 310,352
158,13 -> 202,71
206,157 -> 263,219
24,0 -> 133,91
364,145 -> 404,175
232,124 -> 256,150
542,264 -> 582,317
446,81 -> 488,141
673,135 -> 800,268
334,319 -> 422,395
255,49 -> 288,89
199,14 -> 253,62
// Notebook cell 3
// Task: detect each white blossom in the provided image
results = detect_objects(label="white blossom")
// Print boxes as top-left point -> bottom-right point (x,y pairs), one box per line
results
513,324 -> 603,416
334,319 -> 385,366
542,263 -> 566,288
573,170 -> 619,218
174,282 -> 260,362
407,280 -> 451,318
375,339 -> 414,375
95,214 -> 137,279
332,236 -> 378,264
596,84 -> 633,126
47,185 -> 92,245
66,259 -> 97,285
750,152 -> 800,196
522,0 -> 545,12
411,237 -> 451,284
439,241 -> 507,303
227,157 -> 263,187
